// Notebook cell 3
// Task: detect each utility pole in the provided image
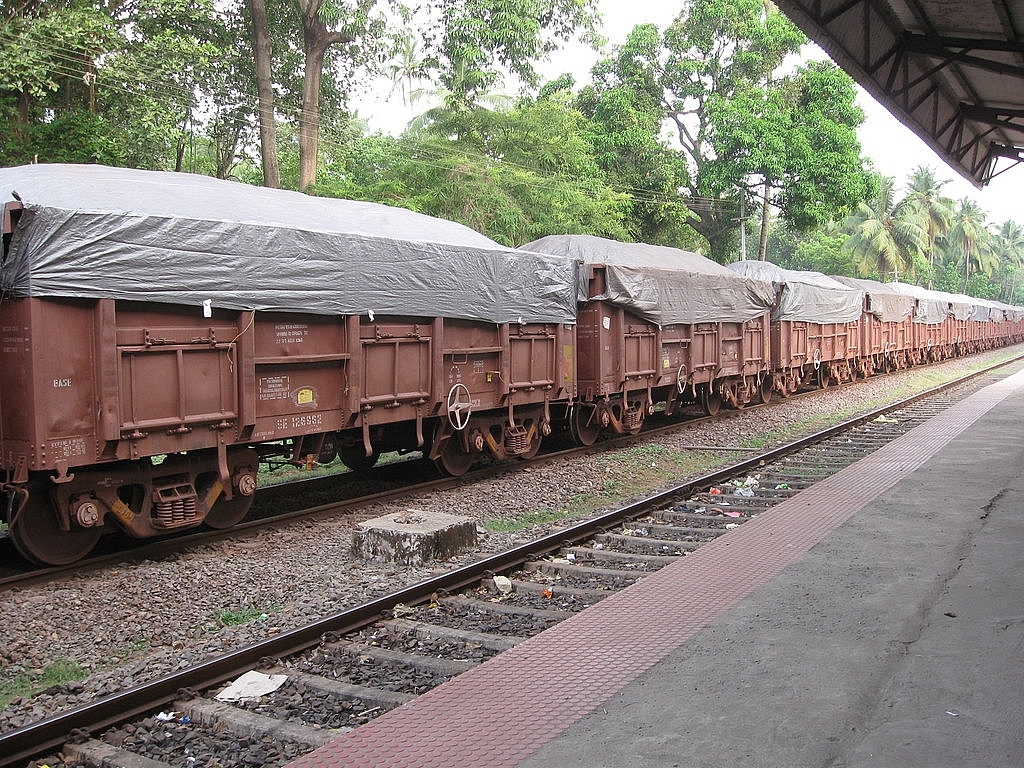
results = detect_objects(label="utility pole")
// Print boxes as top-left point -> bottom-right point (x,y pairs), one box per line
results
736,195 -> 748,261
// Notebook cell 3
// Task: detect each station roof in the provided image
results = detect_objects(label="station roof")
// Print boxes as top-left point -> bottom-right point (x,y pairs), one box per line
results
774,0 -> 1024,187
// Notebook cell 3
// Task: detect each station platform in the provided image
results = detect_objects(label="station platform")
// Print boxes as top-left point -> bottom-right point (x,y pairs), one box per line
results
290,364 -> 1024,768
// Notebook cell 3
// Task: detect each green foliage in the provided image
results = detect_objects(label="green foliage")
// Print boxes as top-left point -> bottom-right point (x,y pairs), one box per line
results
1,0 -> 254,171
312,100 -> 634,245
575,24 -> 695,246
484,507 -> 571,532
944,197 -> 997,291
578,1 -> 870,259
769,224 -> 856,276
416,0 -> 599,108
0,657 -> 86,709
218,606 -> 270,626
841,174 -> 927,281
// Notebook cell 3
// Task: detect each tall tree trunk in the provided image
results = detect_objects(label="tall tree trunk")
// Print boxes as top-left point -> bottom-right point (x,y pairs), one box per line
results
758,179 -> 771,261
296,0 -> 361,193
14,92 -> 31,141
248,0 -> 280,188
299,34 -> 328,193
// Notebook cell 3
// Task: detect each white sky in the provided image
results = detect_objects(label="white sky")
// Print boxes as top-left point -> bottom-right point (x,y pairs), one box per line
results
359,0 -> 1024,227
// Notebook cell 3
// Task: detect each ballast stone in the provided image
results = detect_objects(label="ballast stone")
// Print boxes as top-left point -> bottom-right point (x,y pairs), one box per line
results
352,511 -> 477,565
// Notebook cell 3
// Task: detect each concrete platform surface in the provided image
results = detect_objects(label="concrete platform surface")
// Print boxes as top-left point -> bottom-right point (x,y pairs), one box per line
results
290,364 -> 1024,768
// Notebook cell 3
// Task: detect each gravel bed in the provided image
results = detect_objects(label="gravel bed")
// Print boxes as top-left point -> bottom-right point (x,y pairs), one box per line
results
409,601 -> 561,636
465,586 -> 600,613
298,647 -> 453,693
350,625 -> 500,662
1,348 -> 1021,739
518,568 -> 639,591
235,678 -> 382,729
100,714 -> 306,768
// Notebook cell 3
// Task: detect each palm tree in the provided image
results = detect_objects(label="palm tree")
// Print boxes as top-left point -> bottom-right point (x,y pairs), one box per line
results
902,165 -> 953,286
385,33 -> 426,108
991,220 -> 1024,302
945,198 -> 996,291
841,175 -> 927,281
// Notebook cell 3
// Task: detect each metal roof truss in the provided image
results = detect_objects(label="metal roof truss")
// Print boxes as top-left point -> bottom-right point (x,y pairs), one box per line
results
775,0 -> 1024,186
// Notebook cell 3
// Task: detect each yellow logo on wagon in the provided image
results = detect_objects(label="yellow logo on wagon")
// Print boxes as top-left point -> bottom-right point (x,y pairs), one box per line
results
295,387 -> 315,406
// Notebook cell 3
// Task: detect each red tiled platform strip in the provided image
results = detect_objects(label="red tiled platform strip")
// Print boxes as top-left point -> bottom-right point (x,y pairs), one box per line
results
290,369 -> 1024,768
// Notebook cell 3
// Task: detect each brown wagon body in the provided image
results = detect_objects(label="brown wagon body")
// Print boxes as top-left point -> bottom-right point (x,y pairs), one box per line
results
521,235 -> 775,438
0,165 -> 579,564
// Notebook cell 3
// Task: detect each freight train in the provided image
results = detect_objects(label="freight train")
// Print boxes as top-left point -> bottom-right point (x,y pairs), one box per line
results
2,165 -> 1021,565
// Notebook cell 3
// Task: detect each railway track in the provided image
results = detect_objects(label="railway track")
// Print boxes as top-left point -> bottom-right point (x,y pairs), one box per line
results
2,355 -> 1021,768
4,349 -> 1021,591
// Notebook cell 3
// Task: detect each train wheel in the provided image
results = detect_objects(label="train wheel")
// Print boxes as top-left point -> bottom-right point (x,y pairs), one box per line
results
701,389 -> 722,416
434,437 -> 476,476
756,378 -> 773,404
10,488 -> 101,566
816,366 -> 832,390
204,493 -> 254,529
339,444 -> 381,474
202,455 -> 258,529
517,427 -> 543,460
569,404 -> 601,446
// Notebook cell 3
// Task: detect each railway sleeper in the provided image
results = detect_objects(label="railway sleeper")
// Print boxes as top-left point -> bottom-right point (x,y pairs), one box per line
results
64,738 -> 170,768
745,475 -> 816,489
563,545 -> 678,567
700,503 -> 774,516
763,467 -> 841,479
282,670 -> 416,710
657,510 -> 752,526
442,593 -> 569,623
483,577 -> 610,605
173,696 -> 336,750
594,532 -> 701,554
385,617 -> 521,652
524,559 -> 646,582
337,640 -> 478,677
728,487 -> 800,501
776,459 -> 859,472
626,523 -> 728,541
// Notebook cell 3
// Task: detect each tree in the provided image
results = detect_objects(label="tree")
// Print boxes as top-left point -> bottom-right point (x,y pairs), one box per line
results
417,0 -> 598,110
1,0 -> 252,171
901,165 -> 953,285
1,1 -> 120,157
580,1 -> 870,261
575,26 -> 694,246
313,94 -> 633,245
992,220 -> 1024,303
713,59 -> 871,259
246,0 -> 597,191
945,198 -> 996,291
841,175 -> 926,281
249,0 -> 280,186
768,222 -> 857,276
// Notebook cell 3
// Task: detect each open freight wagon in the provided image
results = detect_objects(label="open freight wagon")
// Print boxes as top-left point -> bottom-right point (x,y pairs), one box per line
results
0,165 -> 578,564
520,235 -> 776,436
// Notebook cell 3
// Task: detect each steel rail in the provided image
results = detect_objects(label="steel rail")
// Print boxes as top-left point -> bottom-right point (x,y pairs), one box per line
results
0,353 -> 1021,766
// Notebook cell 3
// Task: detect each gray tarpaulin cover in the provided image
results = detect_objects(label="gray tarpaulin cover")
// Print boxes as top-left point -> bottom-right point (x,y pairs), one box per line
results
993,300 -> 1024,322
518,234 -> 775,325
884,282 -> 951,324
726,260 -> 863,323
830,276 -> 915,322
970,299 -> 997,322
0,164 -> 579,324
935,291 -> 976,321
